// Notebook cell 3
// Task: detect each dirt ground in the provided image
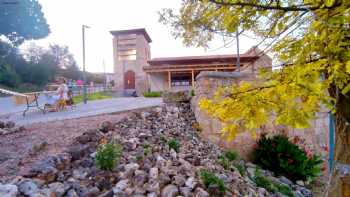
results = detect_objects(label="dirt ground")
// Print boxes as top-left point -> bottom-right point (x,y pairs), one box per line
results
0,112 -> 130,181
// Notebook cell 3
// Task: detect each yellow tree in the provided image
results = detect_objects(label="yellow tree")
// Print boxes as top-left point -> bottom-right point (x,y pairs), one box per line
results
160,0 -> 349,195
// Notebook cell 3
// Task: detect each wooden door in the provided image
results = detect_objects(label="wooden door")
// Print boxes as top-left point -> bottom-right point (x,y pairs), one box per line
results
124,70 -> 135,89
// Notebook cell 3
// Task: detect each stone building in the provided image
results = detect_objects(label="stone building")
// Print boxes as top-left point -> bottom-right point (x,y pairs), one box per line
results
110,28 -> 272,95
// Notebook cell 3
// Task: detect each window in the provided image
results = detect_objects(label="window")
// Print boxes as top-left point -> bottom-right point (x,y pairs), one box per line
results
171,73 -> 192,86
118,49 -> 136,61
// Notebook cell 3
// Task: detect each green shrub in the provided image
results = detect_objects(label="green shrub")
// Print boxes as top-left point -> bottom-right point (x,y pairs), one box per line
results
217,155 -> 230,170
200,170 -> 226,194
168,138 -> 180,152
254,169 -> 293,197
224,150 -> 238,161
190,89 -> 195,96
143,91 -> 162,97
95,142 -> 122,171
233,163 -> 245,176
252,134 -> 322,181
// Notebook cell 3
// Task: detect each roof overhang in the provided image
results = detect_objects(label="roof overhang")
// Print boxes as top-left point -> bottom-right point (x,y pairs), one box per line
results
147,55 -> 258,66
110,28 -> 152,43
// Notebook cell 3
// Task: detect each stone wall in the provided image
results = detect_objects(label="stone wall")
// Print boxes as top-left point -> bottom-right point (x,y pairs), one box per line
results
191,71 -> 329,160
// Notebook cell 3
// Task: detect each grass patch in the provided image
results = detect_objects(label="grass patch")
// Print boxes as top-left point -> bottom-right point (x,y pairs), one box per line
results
224,150 -> 238,161
73,92 -> 112,104
254,169 -> 294,197
168,138 -> 180,152
200,170 -> 226,195
217,155 -> 230,170
143,91 -> 162,97
233,163 -> 245,176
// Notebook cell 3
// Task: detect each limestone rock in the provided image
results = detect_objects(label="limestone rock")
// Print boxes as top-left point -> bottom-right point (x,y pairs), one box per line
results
194,187 -> 209,197
162,91 -> 190,103
161,184 -> 179,197
0,184 -> 18,197
113,179 -> 129,194
100,121 -> 114,133
18,179 -> 38,196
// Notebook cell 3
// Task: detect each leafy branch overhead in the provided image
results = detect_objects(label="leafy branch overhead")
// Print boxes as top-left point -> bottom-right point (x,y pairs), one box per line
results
160,0 -> 350,140
0,0 -> 50,45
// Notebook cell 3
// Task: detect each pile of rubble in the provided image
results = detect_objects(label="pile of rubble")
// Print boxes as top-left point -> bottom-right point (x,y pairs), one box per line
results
0,121 -> 25,136
0,103 -> 312,197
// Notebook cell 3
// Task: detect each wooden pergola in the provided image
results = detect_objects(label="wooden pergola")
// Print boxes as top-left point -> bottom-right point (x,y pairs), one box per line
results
144,54 -> 258,89
144,64 -> 245,89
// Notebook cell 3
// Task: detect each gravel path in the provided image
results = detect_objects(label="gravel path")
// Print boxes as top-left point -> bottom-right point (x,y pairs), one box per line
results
0,111 -> 136,181
0,97 -> 163,126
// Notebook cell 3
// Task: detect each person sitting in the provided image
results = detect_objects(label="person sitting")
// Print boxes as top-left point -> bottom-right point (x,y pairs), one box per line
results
45,77 -> 69,111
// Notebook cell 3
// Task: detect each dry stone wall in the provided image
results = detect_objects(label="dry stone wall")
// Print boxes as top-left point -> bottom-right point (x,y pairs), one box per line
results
191,71 -> 329,161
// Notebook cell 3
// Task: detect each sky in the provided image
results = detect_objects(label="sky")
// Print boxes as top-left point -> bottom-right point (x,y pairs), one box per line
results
24,0 -> 259,73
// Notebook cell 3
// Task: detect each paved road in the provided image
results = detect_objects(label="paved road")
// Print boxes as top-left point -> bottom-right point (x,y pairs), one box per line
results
0,97 -> 163,126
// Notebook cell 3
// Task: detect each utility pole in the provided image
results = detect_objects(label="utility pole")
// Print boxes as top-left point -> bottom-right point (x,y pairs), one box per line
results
235,29 -> 241,72
103,59 -> 107,90
82,25 -> 90,104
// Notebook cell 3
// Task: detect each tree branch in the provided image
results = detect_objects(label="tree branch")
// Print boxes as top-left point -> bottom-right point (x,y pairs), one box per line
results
206,0 -> 318,12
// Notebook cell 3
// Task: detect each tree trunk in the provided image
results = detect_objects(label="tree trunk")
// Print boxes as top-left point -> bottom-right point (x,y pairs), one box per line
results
328,90 -> 350,197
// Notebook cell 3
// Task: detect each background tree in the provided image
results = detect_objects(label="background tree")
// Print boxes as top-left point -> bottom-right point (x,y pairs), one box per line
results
160,0 -> 349,195
0,0 -> 50,45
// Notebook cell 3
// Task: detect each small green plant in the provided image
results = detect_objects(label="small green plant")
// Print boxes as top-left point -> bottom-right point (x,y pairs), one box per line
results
143,91 -> 162,97
95,142 -> 122,171
254,169 -> 293,197
190,89 -> 195,96
233,163 -> 245,176
224,150 -> 238,161
142,144 -> 152,156
217,155 -> 230,170
200,170 -> 226,194
252,134 -> 322,181
136,155 -> 143,162
168,138 -> 180,152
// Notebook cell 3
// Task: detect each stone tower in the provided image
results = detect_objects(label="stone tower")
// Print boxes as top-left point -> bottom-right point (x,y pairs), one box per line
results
110,28 -> 151,95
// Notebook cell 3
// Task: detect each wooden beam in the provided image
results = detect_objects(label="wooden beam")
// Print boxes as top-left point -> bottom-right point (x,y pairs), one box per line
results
191,70 -> 195,88
168,71 -> 171,90
144,66 -> 237,73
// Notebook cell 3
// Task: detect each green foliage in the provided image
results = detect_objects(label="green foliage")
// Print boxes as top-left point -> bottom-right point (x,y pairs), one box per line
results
224,150 -> 238,161
143,91 -> 162,97
254,169 -> 293,197
0,41 -> 82,92
142,143 -> 152,156
190,89 -> 195,96
252,134 -> 322,181
95,142 -> 122,171
217,155 -> 230,170
136,155 -> 143,162
0,64 -> 21,87
0,0 -> 50,45
200,170 -> 226,194
73,92 -> 112,104
159,2 -> 350,184
233,163 -> 245,176
168,138 -> 180,152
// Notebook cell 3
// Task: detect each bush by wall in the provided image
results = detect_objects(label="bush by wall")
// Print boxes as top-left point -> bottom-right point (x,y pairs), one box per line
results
143,91 -> 162,97
252,134 -> 322,182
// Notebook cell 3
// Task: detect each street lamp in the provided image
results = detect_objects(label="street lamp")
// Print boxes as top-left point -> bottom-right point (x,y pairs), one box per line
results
82,25 -> 90,104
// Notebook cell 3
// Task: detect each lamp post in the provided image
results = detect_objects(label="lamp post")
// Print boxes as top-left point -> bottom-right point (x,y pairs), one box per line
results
82,25 -> 90,104
235,29 -> 240,72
